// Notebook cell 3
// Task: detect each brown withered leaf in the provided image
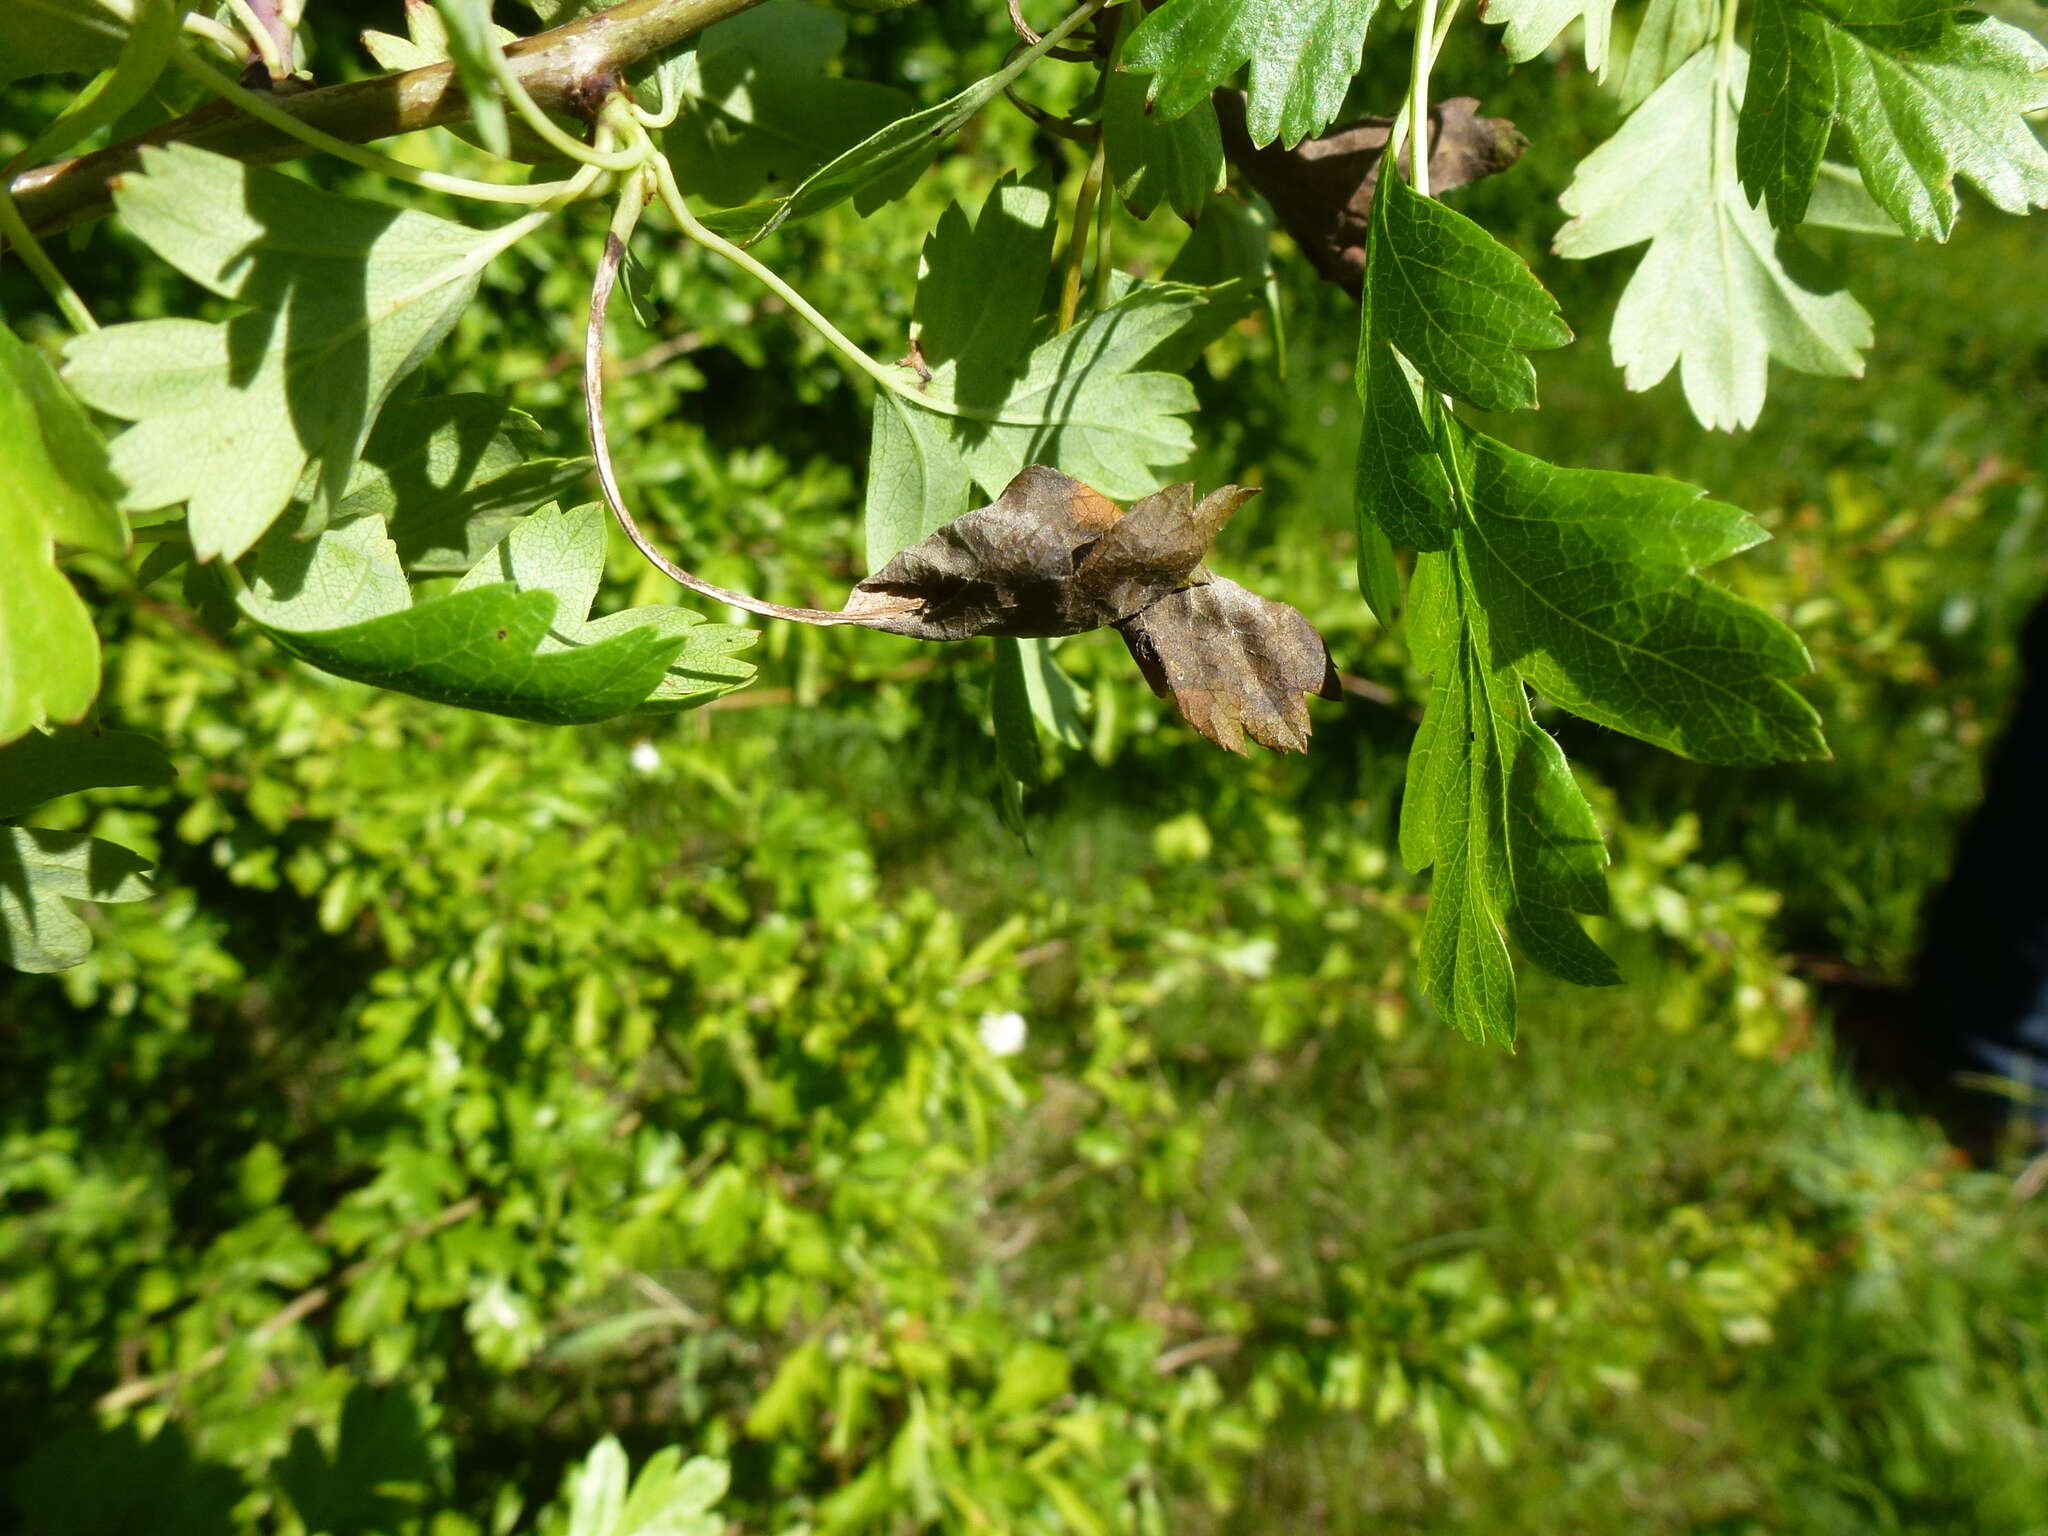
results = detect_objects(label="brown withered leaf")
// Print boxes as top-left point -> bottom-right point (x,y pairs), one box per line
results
1119,579 -> 1342,755
842,465 -> 1258,641
1216,95 -> 1528,295
839,466 -> 1338,755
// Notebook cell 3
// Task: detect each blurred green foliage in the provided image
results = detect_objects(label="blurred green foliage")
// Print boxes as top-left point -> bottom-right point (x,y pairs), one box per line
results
5,1 -> 2048,1532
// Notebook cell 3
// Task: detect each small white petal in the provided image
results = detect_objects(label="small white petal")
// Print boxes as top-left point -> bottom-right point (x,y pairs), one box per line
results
977,1009 -> 1028,1057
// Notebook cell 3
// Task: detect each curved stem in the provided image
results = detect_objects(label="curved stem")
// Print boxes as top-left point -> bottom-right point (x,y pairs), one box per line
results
585,170 -> 904,628
487,46 -> 646,170
1410,0 -> 1441,197
170,43 -> 605,205
0,192 -> 96,331
181,11 -> 252,63
11,0 -> 181,171
630,55 -> 684,130
1386,0 -> 1464,183
645,150 -> 1040,427
1057,132 -> 1106,332
12,0 -> 773,241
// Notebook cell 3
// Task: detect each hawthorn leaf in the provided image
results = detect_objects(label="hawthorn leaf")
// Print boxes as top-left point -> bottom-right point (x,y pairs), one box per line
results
63,145 -> 520,562
1456,433 -> 1827,765
239,505 -> 756,722
909,172 -> 1058,433
1163,191 -> 1286,369
613,1450 -> 728,1536
883,276 -> 1221,508
952,284 -> 1219,500
0,828 -> 153,974
658,0 -> 912,208
1373,415 -> 1819,1039
1122,0 -> 1382,150
0,727 -> 175,820
1104,36 -> 1227,222
1364,170 -> 1570,415
1483,0 -> 1618,76
332,394 -> 592,575
1354,168 -> 1567,561
698,15 -> 1093,245
864,173 -> 1055,569
864,392 -> 973,573
0,331 -> 123,742
1802,161 -> 1905,235
1737,0 -> 2046,234
1617,0 -> 1716,109
1018,638 -> 1089,750
1399,551 -> 1521,1044
1400,548 -> 1618,1045
1827,15 -> 2048,240
1554,47 -> 1872,431
991,638 -> 1043,787
1738,0 -> 1838,230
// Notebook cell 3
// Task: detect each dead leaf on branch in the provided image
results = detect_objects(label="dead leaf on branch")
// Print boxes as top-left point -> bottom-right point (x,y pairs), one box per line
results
1216,95 -> 1528,295
843,466 -> 1339,754
1120,577 -> 1338,755
584,236 -> 1337,755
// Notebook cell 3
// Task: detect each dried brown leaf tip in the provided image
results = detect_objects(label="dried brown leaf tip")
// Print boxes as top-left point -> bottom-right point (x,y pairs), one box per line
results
848,466 -> 1339,755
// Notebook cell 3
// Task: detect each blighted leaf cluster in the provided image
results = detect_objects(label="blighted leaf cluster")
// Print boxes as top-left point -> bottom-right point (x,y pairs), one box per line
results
847,468 -> 1338,755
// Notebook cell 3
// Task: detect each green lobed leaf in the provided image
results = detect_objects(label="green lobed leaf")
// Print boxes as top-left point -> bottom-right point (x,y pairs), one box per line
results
1354,169 -> 1568,559
991,637 -> 1043,788
1365,170 -> 1571,415
1826,14 -> 2048,240
0,328 -> 125,558
0,726 -> 175,820
63,145 -> 519,561
1104,22 -> 1226,223
658,0 -> 913,209
1618,0 -> 1718,110
1736,0 -> 2047,235
1483,0 -> 1619,76
0,827 -> 154,974
1738,0 -> 1838,228
1456,433 -> 1828,766
1393,425 -> 1822,1041
1554,47 -> 1872,431
865,177 -> 1239,569
0,329 -> 124,742
698,22 -> 1086,244
1017,637 -> 1089,750
333,394 -> 592,574
1122,0 -> 1382,150
238,505 -> 756,723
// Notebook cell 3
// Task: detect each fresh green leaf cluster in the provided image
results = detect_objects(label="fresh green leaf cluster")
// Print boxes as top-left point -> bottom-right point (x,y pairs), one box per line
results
1358,171 -> 1824,1040
1553,0 -> 2047,428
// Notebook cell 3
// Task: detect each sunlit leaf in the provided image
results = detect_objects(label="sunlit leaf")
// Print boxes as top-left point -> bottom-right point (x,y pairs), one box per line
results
64,146 -> 521,561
